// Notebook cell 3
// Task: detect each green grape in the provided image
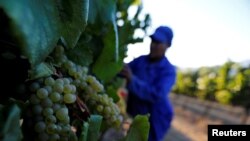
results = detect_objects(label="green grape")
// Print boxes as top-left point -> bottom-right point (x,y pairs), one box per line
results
86,75 -> 94,83
45,115 -> 57,123
49,92 -> 61,102
45,77 -> 55,86
70,85 -> 76,93
42,107 -> 53,117
55,78 -> 64,85
64,60 -> 74,69
110,115 -> 117,123
61,116 -> 70,124
56,108 -> 68,121
29,82 -> 40,92
41,98 -> 53,108
68,67 -> 77,77
73,71 -> 82,79
32,105 -> 43,115
103,106 -> 111,115
37,88 -> 49,99
72,79 -> 81,87
56,124 -> 62,133
63,78 -> 71,85
30,94 -> 40,105
60,55 -> 67,64
91,82 -> 104,92
52,103 -> 61,111
60,125 -> 71,136
46,123 -> 57,134
82,66 -> 88,74
96,105 -> 103,112
79,82 -> 87,90
53,83 -> 64,93
44,85 -> 52,94
35,121 -> 46,133
63,84 -> 72,94
63,94 -> 76,104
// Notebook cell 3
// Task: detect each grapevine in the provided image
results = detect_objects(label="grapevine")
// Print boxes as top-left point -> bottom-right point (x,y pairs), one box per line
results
0,0 -> 152,140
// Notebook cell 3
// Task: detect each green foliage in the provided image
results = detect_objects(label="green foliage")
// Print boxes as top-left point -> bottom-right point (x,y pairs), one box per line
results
79,122 -> 89,141
28,62 -> 55,80
215,90 -> 232,105
92,23 -> 122,82
0,0 -> 88,67
173,69 -> 197,97
231,68 -> 250,110
173,61 -> 250,109
78,115 -> 103,141
0,104 -> 22,141
65,33 -> 94,67
123,115 -> 150,141
0,0 -> 151,140
88,0 -> 116,24
86,115 -> 103,141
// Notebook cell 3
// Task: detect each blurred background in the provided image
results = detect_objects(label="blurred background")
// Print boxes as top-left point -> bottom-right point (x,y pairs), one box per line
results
122,0 -> 250,140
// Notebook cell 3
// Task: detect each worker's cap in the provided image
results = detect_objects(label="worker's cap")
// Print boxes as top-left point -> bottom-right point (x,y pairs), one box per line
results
150,26 -> 173,46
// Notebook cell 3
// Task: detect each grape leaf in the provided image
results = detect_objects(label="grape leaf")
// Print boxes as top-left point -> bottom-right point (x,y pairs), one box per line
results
0,0 -> 60,66
124,115 -> 150,141
88,0 -> 116,24
28,62 -> 55,80
79,122 -> 89,141
0,104 -> 22,141
58,0 -> 89,49
87,0 -> 122,82
0,0 -> 88,66
87,115 -> 103,141
66,33 -> 94,67
92,23 -> 122,82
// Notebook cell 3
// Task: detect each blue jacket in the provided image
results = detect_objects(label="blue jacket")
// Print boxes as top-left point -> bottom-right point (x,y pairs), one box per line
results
126,55 -> 176,141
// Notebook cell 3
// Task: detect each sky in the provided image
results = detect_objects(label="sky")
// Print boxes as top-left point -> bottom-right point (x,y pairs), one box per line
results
124,0 -> 250,69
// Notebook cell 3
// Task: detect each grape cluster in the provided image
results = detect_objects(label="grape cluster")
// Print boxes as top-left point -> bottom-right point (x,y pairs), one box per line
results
29,77 -> 78,141
27,45 -> 123,140
53,45 -> 122,127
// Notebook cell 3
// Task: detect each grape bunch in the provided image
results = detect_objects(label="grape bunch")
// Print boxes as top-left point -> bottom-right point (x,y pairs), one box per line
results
53,45 -> 122,127
28,77 -> 78,141
26,44 -> 123,140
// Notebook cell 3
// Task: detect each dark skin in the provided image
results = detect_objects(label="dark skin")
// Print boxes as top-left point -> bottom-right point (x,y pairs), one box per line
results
119,40 -> 170,82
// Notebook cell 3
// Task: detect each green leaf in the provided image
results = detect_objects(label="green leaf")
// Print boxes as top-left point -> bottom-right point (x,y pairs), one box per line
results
87,115 -> 103,141
58,0 -> 89,49
28,62 -> 54,80
92,23 -> 122,82
66,33 -> 94,66
79,122 -> 89,141
124,115 -> 150,141
0,0 -> 60,66
0,0 -> 89,66
0,104 -> 22,141
88,0 -> 116,24
106,85 -> 120,103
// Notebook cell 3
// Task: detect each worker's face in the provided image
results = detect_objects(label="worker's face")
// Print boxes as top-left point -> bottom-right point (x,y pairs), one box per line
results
149,40 -> 169,59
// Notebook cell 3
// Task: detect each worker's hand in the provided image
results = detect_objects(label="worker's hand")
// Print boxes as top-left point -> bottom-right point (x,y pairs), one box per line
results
118,64 -> 133,82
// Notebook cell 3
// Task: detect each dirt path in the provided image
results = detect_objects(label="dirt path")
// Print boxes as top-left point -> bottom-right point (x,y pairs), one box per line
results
164,114 -> 207,141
